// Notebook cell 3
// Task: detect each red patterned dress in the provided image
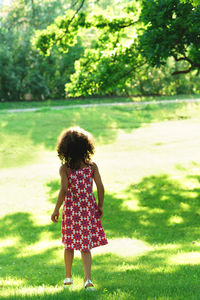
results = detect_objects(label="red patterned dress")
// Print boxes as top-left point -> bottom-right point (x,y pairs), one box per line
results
62,165 -> 108,251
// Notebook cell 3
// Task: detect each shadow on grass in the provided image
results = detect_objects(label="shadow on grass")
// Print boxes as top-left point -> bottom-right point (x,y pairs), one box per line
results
0,101 -> 194,168
46,180 -> 60,205
0,212 -> 61,246
45,174 -> 200,243
1,250 -> 200,299
1,173 -> 200,299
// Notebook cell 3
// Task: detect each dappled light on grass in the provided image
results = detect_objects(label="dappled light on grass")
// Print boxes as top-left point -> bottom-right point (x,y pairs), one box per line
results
98,118 -> 200,193
1,278 -> 25,287
1,285 -> 63,298
92,238 -> 153,257
1,102 -> 200,169
92,252 -> 200,299
179,202 -> 190,211
0,132 -> 43,169
95,170 -> 200,255
0,212 -> 61,251
0,107 -> 120,156
0,237 -> 19,252
168,216 -> 183,225
45,180 -> 60,205
1,103 -> 200,299
1,173 -> 200,299
17,233 -> 60,258
169,252 -> 200,265
122,198 -> 141,211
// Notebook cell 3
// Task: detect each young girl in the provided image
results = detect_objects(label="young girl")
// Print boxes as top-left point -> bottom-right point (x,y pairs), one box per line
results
51,127 -> 108,290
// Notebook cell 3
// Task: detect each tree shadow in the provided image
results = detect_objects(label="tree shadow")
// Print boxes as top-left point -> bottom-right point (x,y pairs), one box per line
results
1,172 -> 200,299
102,173 -> 200,244
1,101 -> 191,152
127,174 -> 200,244
2,250 -> 200,299
46,180 -> 60,205
45,173 -> 200,244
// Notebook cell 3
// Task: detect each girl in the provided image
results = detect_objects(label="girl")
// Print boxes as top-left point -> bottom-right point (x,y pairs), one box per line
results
51,127 -> 108,291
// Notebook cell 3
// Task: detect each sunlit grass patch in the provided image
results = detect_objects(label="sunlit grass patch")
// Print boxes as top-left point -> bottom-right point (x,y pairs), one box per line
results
0,285 -> 63,298
169,252 -> 200,265
93,238 -> 153,257
0,237 -> 19,253
17,234 -> 60,258
0,277 -> 25,287
168,216 -> 183,225
122,199 -> 141,211
180,202 -> 190,211
0,133 -> 43,168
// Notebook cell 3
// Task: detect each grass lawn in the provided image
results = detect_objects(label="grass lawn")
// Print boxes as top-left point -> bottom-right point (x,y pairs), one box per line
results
0,94 -> 200,111
1,99 -> 200,299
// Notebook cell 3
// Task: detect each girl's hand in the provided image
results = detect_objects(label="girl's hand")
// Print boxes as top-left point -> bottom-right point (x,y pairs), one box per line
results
51,210 -> 59,223
98,206 -> 104,218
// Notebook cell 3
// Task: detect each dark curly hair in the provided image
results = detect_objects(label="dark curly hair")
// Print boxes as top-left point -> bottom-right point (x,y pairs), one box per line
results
57,127 -> 95,169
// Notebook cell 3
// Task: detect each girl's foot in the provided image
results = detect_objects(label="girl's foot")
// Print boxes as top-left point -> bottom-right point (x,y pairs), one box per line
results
63,277 -> 73,287
84,279 -> 94,291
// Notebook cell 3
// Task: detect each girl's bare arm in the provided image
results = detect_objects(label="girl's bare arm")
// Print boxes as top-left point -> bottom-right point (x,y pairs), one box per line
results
93,162 -> 104,217
51,165 -> 68,223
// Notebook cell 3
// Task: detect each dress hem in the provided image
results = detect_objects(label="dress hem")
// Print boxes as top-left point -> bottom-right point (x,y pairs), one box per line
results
63,240 -> 108,251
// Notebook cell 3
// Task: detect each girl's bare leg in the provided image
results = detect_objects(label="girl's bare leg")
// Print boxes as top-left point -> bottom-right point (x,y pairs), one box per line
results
64,249 -> 74,279
81,250 -> 93,286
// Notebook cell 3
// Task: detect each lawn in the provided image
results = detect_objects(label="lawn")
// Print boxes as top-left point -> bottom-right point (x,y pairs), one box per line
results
1,99 -> 200,299
0,94 -> 200,111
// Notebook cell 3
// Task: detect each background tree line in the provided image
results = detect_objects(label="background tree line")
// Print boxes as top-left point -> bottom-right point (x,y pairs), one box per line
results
0,0 -> 200,101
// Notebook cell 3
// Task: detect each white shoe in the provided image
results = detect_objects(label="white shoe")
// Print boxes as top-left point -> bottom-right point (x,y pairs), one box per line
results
84,279 -> 95,291
63,277 -> 73,288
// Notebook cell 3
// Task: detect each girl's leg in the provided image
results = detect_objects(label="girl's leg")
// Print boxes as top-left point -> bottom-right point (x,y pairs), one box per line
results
81,250 -> 93,286
64,249 -> 74,279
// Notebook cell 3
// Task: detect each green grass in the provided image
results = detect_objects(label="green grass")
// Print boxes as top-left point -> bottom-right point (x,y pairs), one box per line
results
1,100 -> 200,299
0,94 -> 200,110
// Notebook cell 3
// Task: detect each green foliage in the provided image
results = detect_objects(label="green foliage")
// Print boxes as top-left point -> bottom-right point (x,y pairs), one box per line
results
181,0 -> 200,5
33,1 -> 143,97
0,28 -> 29,101
1,0 -> 200,100
33,10 -> 86,55
65,44 -> 143,97
126,59 -> 200,96
0,26 -> 51,101
0,0 -> 84,101
139,0 -> 200,73
33,0 -> 200,98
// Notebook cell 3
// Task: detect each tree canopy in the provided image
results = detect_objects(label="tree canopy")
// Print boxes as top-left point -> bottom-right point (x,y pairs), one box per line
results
33,0 -> 200,97
1,0 -> 200,100
181,0 -> 200,5
140,0 -> 200,75
0,0 -> 84,100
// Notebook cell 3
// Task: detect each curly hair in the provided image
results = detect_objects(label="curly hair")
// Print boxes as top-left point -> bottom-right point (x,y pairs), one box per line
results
57,127 -> 95,169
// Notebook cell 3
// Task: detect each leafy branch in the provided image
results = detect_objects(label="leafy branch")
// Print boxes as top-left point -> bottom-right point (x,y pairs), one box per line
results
69,0 -> 85,24
172,55 -> 200,75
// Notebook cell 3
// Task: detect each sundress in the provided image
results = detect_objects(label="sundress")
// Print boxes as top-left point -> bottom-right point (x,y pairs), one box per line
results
62,165 -> 108,251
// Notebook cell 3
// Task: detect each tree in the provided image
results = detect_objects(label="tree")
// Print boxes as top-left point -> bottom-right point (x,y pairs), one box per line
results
0,0 -> 84,100
33,1 -> 144,96
139,0 -> 200,75
2,0 -> 199,99
181,0 -> 200,5
33,0 -> 200,98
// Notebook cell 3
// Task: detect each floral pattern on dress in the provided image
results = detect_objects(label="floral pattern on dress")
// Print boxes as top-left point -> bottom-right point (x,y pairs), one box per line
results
62,166 -> 108,251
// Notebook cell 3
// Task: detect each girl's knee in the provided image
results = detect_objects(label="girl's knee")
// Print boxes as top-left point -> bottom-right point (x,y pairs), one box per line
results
81,250 -> 91,256
65,249 -> 74,253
